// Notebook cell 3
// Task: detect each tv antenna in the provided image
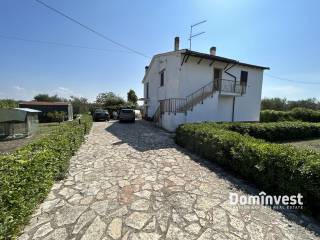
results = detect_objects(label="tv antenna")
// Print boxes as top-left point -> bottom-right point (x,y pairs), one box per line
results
189,20 -> 207,50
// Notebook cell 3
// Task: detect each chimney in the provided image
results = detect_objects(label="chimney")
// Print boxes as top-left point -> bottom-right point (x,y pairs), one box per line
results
145,66 -> 149,73
174,37 -> 180,51
210,46 -> 216,56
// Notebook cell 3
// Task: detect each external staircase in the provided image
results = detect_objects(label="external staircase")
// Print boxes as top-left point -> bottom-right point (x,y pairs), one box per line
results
153,78 -> 246,124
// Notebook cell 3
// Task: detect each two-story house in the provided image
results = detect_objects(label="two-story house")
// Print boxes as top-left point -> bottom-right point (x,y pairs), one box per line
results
142,37 -> 269,131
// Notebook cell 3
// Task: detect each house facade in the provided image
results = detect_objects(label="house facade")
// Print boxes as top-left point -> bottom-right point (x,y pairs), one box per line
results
142,38 -> 269,131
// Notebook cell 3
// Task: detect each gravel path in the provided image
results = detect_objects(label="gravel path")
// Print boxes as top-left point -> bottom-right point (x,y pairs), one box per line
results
19,120 -> 320,240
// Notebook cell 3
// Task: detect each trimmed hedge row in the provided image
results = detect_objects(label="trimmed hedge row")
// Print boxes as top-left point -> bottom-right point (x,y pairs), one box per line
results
175,123 -> 320,216
216,121 -> 320,142
0,115 -> 92,239
261,108 -> 320,122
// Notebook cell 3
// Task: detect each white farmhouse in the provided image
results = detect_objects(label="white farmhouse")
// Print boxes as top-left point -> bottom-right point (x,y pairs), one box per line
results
142,37 -> 269,131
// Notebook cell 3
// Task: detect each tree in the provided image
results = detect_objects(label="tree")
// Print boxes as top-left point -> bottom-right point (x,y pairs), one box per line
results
0,99 -> 18,108
96,92 -> 125,108
287,98 -> 319,110
70,96 -> 89,115
261,98 -> 287,111
34,94 -> 64,102
261,97 -> 320,111
127,89 -> 138,106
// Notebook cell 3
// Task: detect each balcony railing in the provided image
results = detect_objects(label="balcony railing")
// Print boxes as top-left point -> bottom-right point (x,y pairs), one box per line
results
159,98 -> 187,114
213,78 -> 246,95
186,81 -> 214,111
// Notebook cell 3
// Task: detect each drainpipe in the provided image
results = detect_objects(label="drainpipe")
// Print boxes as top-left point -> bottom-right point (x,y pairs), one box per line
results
224,63 -> 237,122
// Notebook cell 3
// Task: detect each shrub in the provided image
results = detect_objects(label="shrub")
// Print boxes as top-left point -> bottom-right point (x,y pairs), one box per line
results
46,111 -> 66,122
0,115 -> 92,239
216,121 -> 320,142
260,108 -> 320,122
175,123 -> 320,216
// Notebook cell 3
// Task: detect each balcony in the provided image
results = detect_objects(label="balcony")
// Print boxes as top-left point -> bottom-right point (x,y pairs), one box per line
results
213,78 -> 246,96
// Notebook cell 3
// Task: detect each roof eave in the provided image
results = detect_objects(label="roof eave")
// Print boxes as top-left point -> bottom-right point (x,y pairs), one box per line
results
181,49 -> 270,70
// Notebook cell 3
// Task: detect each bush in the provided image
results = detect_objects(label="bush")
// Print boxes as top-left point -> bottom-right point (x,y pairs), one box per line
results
0,115 -> 92,239
46,111 -> 66,122
216,121 -> 320,142
260,108 -> 320,122
0,99 -> 18,109
175,123 -> 320,217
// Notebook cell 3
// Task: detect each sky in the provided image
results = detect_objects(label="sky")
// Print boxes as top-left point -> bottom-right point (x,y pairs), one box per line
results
0,0 -> 319,102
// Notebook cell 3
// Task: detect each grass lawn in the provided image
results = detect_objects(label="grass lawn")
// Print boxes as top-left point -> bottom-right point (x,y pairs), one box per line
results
284,138 -> 320,152
0,122 -> 65,154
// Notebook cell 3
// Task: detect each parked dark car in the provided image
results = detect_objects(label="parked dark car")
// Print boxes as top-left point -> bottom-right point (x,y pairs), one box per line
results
119,109 -> 135,123
93,110 -> 110,121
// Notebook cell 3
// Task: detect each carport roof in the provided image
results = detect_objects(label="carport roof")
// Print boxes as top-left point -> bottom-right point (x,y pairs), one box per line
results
0,108 -> 41,123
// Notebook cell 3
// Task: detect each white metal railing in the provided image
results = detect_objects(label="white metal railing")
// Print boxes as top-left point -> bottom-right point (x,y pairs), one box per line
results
213,78 -> 246,95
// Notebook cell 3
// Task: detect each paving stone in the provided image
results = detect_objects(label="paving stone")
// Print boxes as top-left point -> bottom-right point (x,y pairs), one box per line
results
18,122 -> 320,240
184,213 -> 199,222
168,192 -> 195,210
143,216 -> 156,231
130,199 -> 150,211
108,218 -> 122,239
55,205 -> 88,226
130,232 -> 161,240
166,224 -> 192,240
229,215 -> 244,232
134,190 -> 151,199
33,223 -> 53,239
185,223 -> 201,235
73,210 -> 96,234
246,222 -> 264,240
90,200 -> 109,215
58,188 -> 77,199
41,199 -> 60,212
195,196 -> 220,211
80,216 -> 106,240
125,212 -> 152,230
197,228 -> 215,240
43,228 -> 68,240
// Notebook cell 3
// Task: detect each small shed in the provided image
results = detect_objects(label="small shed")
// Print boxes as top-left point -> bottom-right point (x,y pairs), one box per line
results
0,108 -> 41,140
19,101 -> 73,122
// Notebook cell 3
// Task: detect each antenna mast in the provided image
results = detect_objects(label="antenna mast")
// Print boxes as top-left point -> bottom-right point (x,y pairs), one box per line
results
189,20 -> 207,50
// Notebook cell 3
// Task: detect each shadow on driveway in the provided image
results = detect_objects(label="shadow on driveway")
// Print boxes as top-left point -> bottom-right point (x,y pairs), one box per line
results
105,119 -> 320,236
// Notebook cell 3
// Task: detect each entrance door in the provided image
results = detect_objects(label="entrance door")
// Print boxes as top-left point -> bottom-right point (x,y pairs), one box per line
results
214,68 -> 222,80
214,68 -> 222,90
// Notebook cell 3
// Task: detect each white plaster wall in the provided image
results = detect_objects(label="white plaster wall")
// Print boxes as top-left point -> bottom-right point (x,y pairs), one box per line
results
143,58 -> 159,117
216,96 -> 234,122
223,66 -> 264,121
143,53 -> 181,118
186,94 -> 219,123
179,57 -> 213,97
161,112 -> 186,132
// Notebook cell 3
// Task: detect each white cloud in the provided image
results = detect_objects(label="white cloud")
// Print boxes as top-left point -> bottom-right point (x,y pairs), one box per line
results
13,86 -> 25,91
51,86 -> 82,99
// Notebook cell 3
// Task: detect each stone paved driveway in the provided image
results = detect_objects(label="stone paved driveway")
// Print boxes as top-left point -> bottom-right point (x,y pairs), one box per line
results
19,121 -> 320,240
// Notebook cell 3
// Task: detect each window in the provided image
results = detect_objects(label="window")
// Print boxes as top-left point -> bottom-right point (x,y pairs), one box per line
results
240,71 -> 248,85
160,71 -> 164,87
146,82 -> 149,98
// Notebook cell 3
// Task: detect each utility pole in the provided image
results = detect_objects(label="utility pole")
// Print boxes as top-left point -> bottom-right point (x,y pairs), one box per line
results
189,20 -> 207,50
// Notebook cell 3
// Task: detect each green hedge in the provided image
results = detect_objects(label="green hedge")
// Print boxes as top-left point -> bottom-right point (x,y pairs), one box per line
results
0,115 -> 92,239
261,108 -> 320,122
216,121 -> 320,142
175,123 -> 320,216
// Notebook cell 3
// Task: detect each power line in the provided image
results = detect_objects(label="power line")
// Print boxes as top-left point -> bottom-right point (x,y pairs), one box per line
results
34,0 -> 150,58
0,34 -> 134,53
265,73 -> 320,85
